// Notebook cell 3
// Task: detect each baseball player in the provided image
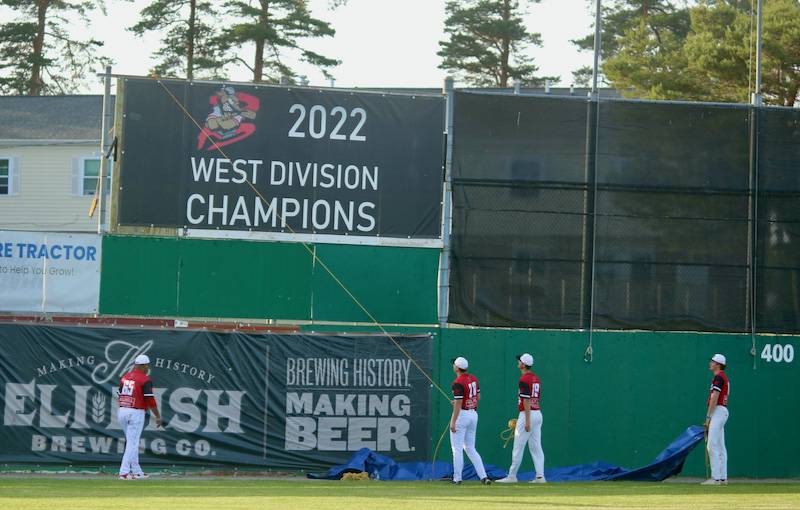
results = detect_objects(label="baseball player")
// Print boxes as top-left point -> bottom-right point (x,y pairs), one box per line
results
449,356 -> 491,485
497,353 -> 546,483
702,353 -> 730,486
117,354 -> 162,480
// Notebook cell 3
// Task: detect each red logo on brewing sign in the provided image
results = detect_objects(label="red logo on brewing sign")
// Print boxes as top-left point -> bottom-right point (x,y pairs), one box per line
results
196,85 -> 259,151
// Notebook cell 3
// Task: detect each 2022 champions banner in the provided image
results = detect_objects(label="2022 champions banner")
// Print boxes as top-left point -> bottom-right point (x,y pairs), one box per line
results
117,78 -> 445,245
0,325 -> 432,469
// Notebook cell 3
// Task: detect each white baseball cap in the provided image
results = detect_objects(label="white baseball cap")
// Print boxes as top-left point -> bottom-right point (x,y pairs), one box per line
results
452,357 -> 469,370
517,353 -> 534,367
134,354 -> 151,365
710,353 -> 726,366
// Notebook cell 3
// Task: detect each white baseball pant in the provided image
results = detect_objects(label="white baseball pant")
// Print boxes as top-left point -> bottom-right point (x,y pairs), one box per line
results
449,409 -> 488,482
118,407 -> 146,476
508,410 -> 544,478
707,406 -> 728,481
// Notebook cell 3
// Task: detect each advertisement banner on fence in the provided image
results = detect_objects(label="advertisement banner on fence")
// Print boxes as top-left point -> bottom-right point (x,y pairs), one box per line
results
0,231 -> 100,313
0,325 -> 432,470
117,78 -> 445,246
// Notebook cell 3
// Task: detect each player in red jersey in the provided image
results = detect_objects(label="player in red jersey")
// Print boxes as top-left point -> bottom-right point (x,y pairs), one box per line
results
497,353 -> 545,483
702,353 -> 730,486
449,357 -> 491,485
117,354 -> 162,480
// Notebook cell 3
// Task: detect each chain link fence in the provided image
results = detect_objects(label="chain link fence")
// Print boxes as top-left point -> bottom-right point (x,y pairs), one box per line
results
449,91 -> 800,334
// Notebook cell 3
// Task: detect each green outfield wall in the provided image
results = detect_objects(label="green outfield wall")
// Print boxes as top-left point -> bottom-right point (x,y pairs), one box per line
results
432,328 -> 800,479
295,324 -> 799,478
99,235 -> 439,324
97,235 -> 799,478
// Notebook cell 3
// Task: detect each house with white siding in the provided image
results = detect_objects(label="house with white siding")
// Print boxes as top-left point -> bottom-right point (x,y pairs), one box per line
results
0,95 -> 112,232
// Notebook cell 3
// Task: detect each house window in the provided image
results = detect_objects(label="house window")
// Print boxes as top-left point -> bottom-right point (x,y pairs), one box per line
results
0,157 -> 18,195
81,158 -> 111,196
0,159 -> 8,195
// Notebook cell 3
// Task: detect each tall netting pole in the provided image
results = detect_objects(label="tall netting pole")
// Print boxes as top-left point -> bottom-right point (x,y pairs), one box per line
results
749,0 -> 763,368
98,65 -> 113,233
585,0 -> 602,362
591,0 -> 602,96
438,77 -> 455,328
752,0 -> 763,106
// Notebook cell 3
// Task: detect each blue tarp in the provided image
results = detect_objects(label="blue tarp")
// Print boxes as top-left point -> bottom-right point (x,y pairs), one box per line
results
308,425 -> 705,482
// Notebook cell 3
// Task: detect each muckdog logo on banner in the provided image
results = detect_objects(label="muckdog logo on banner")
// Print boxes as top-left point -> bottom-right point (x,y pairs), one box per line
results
118,78 -> 445,241
196,85 -> 260,150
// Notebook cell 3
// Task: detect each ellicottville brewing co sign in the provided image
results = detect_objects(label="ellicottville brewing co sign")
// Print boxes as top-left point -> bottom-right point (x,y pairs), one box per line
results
0,325 -> 433,470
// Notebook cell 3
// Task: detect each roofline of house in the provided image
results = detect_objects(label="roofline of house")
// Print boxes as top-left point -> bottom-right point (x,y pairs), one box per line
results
0,95 -> 106,98
0,138 -> 100,143
0,139 -> 99,145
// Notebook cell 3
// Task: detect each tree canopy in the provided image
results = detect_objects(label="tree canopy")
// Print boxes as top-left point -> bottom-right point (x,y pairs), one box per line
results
0,0 -> 106,95
576,0 -> 800,105
438,0 -> 557,87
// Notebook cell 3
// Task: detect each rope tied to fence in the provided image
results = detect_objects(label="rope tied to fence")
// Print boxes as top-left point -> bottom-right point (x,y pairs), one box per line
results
151,79 -> 459,480
500,418 -> 517,448
154,79 -> 452,402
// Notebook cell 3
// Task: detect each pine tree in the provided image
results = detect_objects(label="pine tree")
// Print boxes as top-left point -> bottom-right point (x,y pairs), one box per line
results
130,0 -> 228,80
572,0 -> 692,92
601,16 -> 706,100
685,0 -> 800,106
224,0 -> 339,83
0,0 -> 106,95
573,1 -> 692,61
438,0 -> 556,87
579,0 -> 800,105
572,66 -> 594,87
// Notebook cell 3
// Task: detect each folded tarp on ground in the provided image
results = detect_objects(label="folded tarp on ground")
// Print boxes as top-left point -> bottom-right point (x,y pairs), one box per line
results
308,425 -> 705,482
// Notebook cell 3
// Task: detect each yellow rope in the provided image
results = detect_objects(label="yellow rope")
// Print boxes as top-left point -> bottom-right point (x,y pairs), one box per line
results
704,427 -> 710,480
500,419 -> 517,448
154,79 -> 453,404
430,420 -> 451,480
152,81 -> 462,484
341,472 -> 370,481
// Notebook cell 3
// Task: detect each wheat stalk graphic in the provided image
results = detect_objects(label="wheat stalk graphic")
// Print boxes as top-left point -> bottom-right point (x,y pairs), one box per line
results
92,392 -> 106,423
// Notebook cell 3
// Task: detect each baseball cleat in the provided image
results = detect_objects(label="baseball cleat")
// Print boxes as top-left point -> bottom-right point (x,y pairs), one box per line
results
118,474 -> 131,480
530,477 -> 547,484
132,473 -> 150,480
480,477 -> 492,485
451,480 -> 462,485
495,476 -> 518,483
701,479 -> 721,485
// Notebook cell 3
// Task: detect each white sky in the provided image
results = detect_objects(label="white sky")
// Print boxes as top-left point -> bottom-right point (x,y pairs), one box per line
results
2,0 -> 596,93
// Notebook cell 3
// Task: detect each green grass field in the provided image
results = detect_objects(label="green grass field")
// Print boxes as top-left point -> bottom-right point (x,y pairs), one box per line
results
1,478 -> 799,510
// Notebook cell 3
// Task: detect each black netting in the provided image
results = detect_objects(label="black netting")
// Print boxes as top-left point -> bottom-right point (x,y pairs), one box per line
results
448,92 -> 800,334
449,92 -> 590,328
452,92 -> 590,183
593,101 -> 751,331
756,108 -> 800,333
